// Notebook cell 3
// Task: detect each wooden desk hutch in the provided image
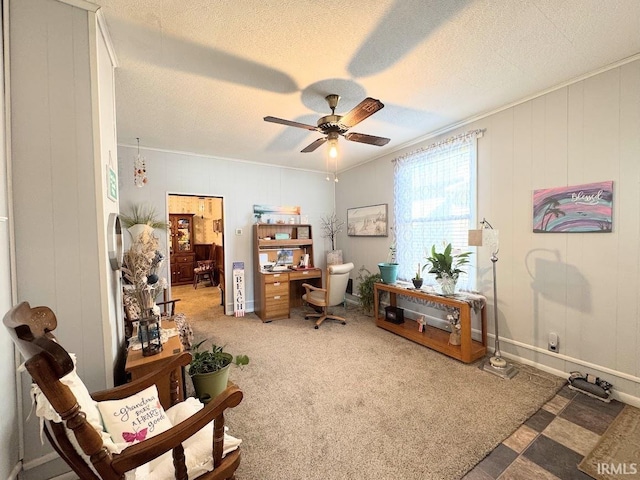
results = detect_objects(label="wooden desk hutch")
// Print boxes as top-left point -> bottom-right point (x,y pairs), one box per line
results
253,223 -> 321,322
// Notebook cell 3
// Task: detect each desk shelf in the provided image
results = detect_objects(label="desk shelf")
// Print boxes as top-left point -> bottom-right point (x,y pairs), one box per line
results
258,239 -> 313,248
374,283 -> 486,363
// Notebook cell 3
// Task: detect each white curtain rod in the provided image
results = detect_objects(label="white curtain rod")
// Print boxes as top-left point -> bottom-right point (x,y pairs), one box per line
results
392,128 -> 485,163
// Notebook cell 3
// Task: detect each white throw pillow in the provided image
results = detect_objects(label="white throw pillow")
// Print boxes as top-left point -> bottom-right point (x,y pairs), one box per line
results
145,397 -> 242,479
97,385 -> 173,445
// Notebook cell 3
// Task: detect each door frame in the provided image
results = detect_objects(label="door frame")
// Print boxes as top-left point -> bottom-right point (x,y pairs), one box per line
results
166,192 -> 226,314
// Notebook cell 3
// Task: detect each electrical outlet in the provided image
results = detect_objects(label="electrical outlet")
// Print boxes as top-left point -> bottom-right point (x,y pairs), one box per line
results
548,332 -> 558,352
235,228 -> 242,235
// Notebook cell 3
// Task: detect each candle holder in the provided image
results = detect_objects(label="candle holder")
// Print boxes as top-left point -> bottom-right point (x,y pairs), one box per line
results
138,312 -> 163,357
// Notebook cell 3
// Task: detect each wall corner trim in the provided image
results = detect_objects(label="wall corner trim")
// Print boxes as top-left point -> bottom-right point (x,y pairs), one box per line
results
56,0 -> 99,12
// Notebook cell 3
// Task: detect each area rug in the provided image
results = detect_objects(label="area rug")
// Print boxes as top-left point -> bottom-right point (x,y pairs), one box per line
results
172,286 -> 565,479
578,404 -> 640,479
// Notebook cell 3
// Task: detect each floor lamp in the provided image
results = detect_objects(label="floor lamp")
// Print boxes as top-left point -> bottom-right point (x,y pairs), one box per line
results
468,219 -> 518,379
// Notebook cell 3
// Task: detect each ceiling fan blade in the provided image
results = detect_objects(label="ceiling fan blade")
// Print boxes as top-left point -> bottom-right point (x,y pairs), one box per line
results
344,132 -> 390,146
264,116 -> 319,132
301,137 -> 327,153
339,97 -> 385,128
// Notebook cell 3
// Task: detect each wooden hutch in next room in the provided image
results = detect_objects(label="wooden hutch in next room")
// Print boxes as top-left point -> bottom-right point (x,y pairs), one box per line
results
169,213 -> 195,285
253,223 -> 321,322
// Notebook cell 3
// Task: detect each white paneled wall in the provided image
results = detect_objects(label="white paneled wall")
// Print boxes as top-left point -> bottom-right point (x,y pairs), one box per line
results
118,147 -> 335,313
9,1 -> 121,477
338,59 -> 640,405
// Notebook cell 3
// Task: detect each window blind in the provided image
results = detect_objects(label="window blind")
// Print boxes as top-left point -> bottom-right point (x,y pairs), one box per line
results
393,131 -> 480,290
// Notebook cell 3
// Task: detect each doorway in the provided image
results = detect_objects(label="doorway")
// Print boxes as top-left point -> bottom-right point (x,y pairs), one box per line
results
168,194 -> 225,317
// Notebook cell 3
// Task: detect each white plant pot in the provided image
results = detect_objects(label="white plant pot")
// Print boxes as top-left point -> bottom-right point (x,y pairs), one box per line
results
327,250 -> 343,266
128,224 -> 154,240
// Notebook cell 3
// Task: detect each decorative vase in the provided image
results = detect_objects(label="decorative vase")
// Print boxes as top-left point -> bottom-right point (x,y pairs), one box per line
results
412,278 -> 423,289
378,263 -> 399,284
327,249 -> 343,266
128,223 -> 154,240
437,273 -> 458,296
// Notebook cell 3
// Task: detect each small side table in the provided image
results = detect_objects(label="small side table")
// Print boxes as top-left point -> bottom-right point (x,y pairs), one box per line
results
125,320 -> 186,409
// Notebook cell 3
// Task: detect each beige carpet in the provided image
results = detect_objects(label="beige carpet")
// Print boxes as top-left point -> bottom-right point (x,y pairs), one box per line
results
172,284 -> 564,480
578,404 -> 640,479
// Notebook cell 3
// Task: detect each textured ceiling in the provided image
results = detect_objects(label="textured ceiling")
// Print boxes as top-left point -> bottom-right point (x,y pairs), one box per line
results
92,0 -> 640,172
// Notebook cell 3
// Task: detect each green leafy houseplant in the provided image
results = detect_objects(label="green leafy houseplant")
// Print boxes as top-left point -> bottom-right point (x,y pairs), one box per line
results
120,203 -> 169,230
189,340 -> 249,375
356,266 -> 382,315
423,243 -> 471,279
412,263 -> 423,289
189,340 -> 249,403
423,243 -> 470,295
414,263 -> 422,281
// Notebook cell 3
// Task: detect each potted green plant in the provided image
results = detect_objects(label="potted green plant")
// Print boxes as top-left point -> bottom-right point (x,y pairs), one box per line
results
412,263 -> 423,289
378,245 -> 399,284
356,266 -> 382,315
188,340 -> 249,403
423,243 -> 471,295
120,203 -> 169,239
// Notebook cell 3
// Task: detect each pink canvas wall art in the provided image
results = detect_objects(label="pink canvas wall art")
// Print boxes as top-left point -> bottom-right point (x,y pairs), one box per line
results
532,181 -> 613,233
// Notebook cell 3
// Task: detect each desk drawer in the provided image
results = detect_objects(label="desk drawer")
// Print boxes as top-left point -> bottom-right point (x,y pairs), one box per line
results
264,272 -> 289,283
265,297 -> 289,319
265,281 -> 289,297
289,269 -> 321,281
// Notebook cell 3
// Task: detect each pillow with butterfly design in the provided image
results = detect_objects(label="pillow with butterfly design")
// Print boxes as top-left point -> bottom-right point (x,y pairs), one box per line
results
97,385 -> 173,447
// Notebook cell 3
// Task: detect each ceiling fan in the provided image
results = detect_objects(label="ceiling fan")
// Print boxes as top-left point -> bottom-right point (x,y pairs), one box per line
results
264,94 -> 390,156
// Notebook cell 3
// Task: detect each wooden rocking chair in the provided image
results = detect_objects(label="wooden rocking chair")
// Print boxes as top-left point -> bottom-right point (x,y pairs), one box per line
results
4,301 -> 243,480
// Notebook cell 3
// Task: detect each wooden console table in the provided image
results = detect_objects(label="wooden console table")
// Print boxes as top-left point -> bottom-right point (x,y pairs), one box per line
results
374,283 -> 487,363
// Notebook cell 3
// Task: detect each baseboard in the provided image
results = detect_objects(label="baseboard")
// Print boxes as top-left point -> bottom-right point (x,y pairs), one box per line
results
48,473 -> 77,480
21,452 -> 71,480
367,298 -> 640,407
488,337 -> 640,408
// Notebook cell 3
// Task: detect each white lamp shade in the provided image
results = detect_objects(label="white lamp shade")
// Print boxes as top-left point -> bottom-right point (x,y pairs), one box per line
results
468,229 -> 499,251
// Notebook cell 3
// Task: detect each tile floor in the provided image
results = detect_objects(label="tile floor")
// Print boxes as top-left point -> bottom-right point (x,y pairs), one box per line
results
463,383 -> 626,480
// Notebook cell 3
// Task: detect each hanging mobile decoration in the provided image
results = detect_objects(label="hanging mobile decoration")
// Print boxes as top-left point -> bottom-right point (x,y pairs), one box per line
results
134,137 -> 147,187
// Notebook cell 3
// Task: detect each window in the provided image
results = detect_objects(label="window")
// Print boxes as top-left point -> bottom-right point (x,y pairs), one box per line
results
393,131 -> 480,290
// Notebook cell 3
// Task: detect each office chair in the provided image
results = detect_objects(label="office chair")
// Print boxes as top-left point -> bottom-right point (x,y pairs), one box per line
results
302,262 -> 354,329
4,301 -> 243,480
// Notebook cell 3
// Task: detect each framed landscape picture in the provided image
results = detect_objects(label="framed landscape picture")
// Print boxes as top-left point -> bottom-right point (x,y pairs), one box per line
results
347,204 -> 388,237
